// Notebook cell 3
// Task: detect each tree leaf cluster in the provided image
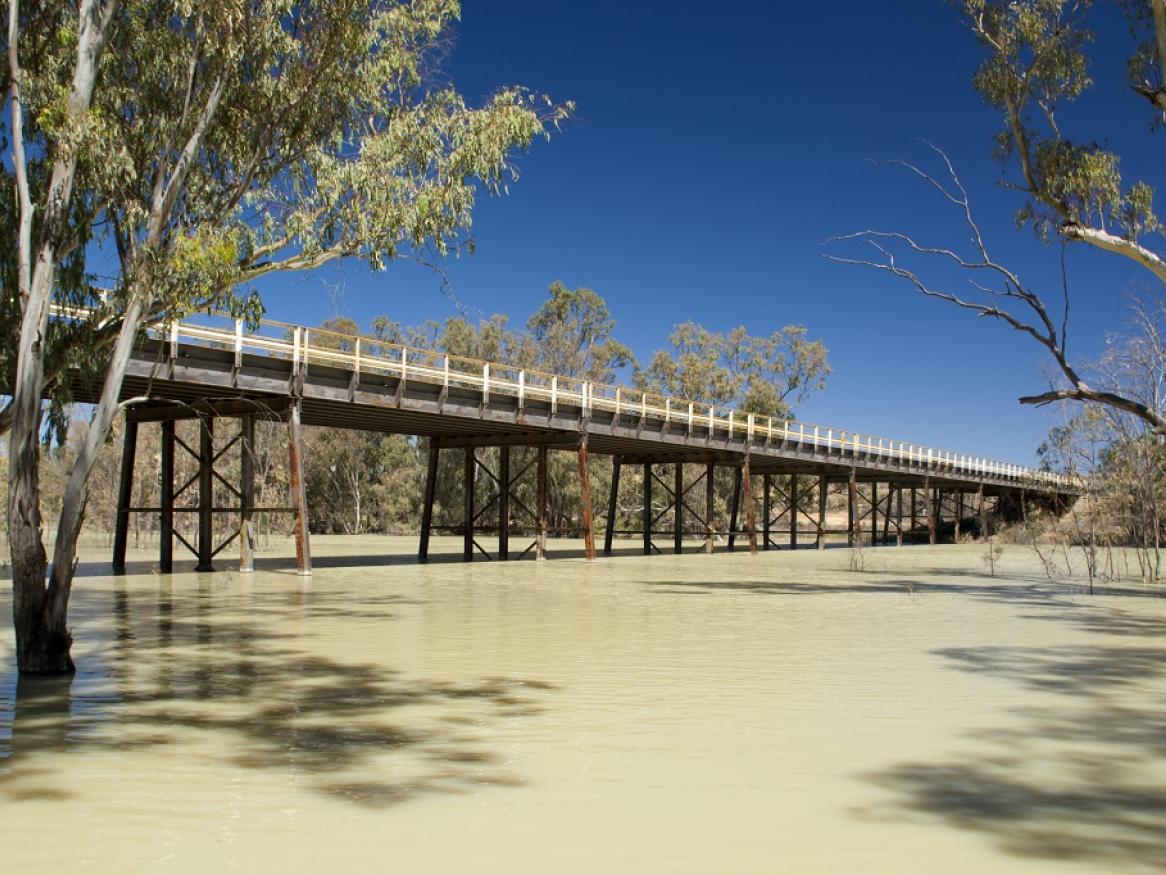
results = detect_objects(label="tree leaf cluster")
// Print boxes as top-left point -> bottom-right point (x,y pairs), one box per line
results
634,322 -> 830,419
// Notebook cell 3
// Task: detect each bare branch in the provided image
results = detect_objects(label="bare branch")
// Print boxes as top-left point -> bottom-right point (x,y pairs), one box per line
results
1019,387 -> 1166,434
825,145 -> 1166,435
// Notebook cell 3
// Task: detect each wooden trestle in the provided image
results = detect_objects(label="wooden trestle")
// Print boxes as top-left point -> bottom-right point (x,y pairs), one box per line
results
112,397 -> 308,575
99,323 -> 1074,573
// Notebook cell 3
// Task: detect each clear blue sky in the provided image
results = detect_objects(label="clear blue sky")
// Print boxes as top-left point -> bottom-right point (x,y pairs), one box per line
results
262,1 -> 1161,465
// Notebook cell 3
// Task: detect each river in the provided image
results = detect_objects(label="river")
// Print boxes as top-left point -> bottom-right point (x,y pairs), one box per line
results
2,538 -> 1164,873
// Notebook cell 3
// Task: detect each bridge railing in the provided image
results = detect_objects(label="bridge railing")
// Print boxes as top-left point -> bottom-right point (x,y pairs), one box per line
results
78,306 -> 1076,490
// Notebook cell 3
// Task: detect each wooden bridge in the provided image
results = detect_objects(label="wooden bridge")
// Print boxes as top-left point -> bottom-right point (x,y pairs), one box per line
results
76,312 -> 1077,575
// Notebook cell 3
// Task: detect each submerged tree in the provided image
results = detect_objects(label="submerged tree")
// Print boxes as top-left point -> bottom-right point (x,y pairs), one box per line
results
828,0 -> 1166,430
3,0 -> 571,673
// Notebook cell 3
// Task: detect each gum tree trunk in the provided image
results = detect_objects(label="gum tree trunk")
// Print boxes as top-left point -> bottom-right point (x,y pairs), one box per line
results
7,0 -> 119,673
10,294 -> 146,674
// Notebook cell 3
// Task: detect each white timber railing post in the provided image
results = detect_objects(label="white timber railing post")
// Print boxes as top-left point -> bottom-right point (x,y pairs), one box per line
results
483,363 -> 490,404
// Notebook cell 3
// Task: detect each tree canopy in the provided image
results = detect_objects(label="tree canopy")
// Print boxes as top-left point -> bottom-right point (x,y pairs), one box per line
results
3,0 -> 570,674
635,322 -> 830,419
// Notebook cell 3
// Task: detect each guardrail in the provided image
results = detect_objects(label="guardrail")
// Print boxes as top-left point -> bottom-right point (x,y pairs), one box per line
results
55,305 -> 1079,490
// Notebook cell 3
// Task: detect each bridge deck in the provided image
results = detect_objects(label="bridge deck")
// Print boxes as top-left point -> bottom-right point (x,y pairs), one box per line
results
66,311 -> 1074,494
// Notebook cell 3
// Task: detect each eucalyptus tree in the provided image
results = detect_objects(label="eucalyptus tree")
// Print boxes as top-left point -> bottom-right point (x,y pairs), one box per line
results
635,321 -> 830,419
4,0 -> 571,673
829,0 -> 1166,430
527,281 -> 635,383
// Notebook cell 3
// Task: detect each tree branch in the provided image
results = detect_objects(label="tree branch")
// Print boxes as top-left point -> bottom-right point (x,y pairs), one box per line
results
149,72 -> 226,243
1062,221 -> 1166,286
1153,0 -> 1166,107
827,143 -> 1166,435
1019,386 -> 1166,433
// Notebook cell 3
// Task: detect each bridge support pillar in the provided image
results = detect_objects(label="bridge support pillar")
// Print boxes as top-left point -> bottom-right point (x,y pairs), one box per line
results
742,455 -> 758,554
578,438 -> 595,562
882,485 -> 893,545
499,446 -> 510,561
159,419 -> 174,572
604,459 -> 621,556
728,467 -> 742,551
790,475 -> 799,550
954,491 -> 963,542
896,486 -> 904,547
926,477 -> 937,546
537,446 -> 548,561
847,469 -> 857,548
418,439 -> 439,563
643,463 -> 653,555
705,463 -> 716,554
113,416 -> 139,573
674,464 -> 684,554
463,448 -> 475,562
239,415 -> 255,573
762,474 -> 772,551
910,488 -> 918,532
287,403 -> 312,576
196,416 -> 215,572
871,481 -> 879,547
978,484 -> 988,539
817,475 -> 827,550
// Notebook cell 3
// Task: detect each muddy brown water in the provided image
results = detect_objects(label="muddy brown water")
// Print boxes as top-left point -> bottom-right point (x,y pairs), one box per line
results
1,537 -> 1164,873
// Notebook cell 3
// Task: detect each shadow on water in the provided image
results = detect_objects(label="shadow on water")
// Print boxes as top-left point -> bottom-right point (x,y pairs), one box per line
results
0,577 -> 557,810
639,573 -> 1166,869
863,642 -> 1166,871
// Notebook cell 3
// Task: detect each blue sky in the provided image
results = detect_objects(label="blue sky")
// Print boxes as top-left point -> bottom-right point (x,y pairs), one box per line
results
262,2 -> 1162,465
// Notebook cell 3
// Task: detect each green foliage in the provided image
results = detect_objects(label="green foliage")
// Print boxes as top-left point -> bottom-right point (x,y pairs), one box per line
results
635,322 -> 830,418
1,0 -> 572,419
526,281 -> 635,382
963,0 -> 1159,241
369,281 -> 634,381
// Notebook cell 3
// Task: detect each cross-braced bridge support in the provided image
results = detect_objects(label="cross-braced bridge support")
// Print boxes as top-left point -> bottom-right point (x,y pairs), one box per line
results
112,398 -> 310,576
603,457 -> 754,556
418,433 -> 596,563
